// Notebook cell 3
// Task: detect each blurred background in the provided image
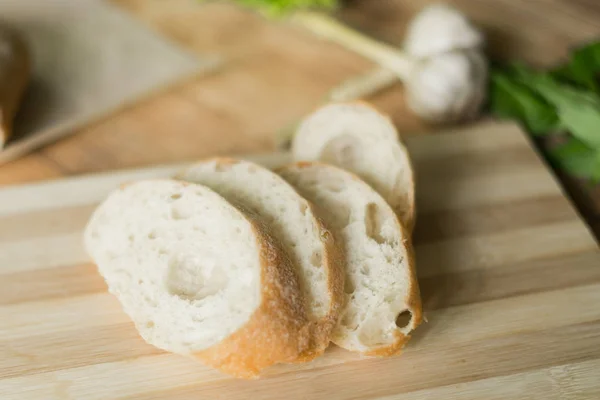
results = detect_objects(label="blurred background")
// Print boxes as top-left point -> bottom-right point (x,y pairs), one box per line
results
0,0 -> 599,235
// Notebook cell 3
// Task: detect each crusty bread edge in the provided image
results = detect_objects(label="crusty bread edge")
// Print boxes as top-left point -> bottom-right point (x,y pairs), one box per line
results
364,231 -> 423,357
292,101 -> 417,233
286,186 -> 346,363
193,208 -> 311,378
88,179 -> 311,379
394,139 -> 417,233
338,101 -> 417,234
281,161 -> 423,356
178,157 -> 346,363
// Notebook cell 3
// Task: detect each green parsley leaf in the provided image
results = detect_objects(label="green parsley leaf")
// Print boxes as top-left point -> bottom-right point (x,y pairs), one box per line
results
488,41 -> 600,182
549,138 -> 600,182
518,73 -> 600,149
552,41 -> 600,93
504,64 -> 600,149
490,71 -> 559,135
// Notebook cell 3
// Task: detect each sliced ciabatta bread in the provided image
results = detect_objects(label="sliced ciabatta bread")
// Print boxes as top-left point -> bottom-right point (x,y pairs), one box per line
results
292,102 -> 416,232
177,158 -> 344,361
278,162 -> 422,355
84,180 -> 309,378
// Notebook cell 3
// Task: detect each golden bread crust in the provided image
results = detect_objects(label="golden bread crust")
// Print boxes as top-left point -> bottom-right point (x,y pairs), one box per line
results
194,213 -> 310,378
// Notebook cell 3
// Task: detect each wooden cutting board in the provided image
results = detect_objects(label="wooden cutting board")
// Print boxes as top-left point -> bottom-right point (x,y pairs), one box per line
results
1,122 -> 599,399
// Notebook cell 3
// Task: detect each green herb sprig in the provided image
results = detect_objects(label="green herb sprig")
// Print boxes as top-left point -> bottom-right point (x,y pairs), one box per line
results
218,0 -> 339,16
490,41 -> 600,182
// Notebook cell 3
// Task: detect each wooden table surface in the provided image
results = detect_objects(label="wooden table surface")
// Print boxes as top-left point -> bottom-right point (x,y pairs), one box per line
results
0,0 -> 599,234
2,123 -> 600,399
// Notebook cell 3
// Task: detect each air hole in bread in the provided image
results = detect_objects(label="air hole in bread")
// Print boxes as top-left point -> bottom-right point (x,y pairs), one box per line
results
364,202 -> 390,245
344,278 -> 355,294
327,202 -> 350,230
299,203 -> 308,215
192,315 -> 205,322
383,293 -> 395,303
310,250 -> 321,268
322,180 -> 345,193
362,281 -> 377,295
359,264 -> 370,275
214,163 -> 228,172
128,234 -> 134,243
357,326 -> 386,347
145,296 -> 158,307
320,134 -> 360,167
171,204 -> 192,220
395,310 -> 412,329
341,311 -> 358,331
146,321 -> 155,328
170,193 -> 182,200
166,254 -> 228,300
148,231 -> 157,240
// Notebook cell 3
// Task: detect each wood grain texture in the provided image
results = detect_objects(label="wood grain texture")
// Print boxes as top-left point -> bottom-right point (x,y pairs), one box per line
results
0,122 -> 599,399
0,0 -> 598,234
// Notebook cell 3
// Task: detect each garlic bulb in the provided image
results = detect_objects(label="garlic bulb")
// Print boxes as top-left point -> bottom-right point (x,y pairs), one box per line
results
402,4 -> 487,122
405,50 -> 488,123
404,3 -> 484,58
290,3 -> 488,124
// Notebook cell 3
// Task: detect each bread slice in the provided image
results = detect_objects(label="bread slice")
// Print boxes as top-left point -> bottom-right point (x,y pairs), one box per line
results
177,158 -> 344,361
291,102 -> 416,232
278,162 -> 422,355
84,179 -> 309,378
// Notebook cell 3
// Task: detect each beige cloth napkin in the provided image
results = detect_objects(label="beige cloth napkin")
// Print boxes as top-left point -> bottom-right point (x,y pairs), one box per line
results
0,0 -> 218,164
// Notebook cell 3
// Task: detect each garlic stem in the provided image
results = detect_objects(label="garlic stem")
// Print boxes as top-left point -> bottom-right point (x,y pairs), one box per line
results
290,11 -> 413,79
328,68 -> 399,102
